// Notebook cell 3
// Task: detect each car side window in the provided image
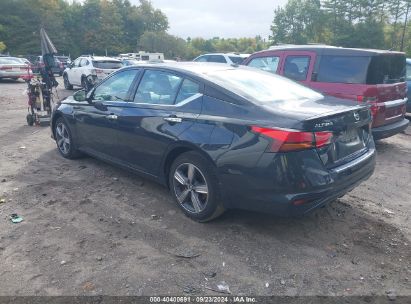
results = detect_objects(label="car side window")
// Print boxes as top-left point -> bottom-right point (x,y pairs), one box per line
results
175,79 -> 201,103
73,58 -> 81,67
93,69 -> 139,102
283,56 -> 310,81
134,70 -> 183,105
80,59 -> 89,67
248,56 -> 280,74
194,56 -> 208,62
209,55 -> 227,63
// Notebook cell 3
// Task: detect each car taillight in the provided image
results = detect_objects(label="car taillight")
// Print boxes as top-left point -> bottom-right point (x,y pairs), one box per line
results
0,66 -> 12,70
251,126 -> 333,152
91,69 -> 103,76
357,95 -> 380,116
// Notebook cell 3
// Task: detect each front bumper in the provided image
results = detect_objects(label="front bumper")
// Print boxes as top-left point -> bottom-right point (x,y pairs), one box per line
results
219,143 -> 376,217
372,118 -> 409,140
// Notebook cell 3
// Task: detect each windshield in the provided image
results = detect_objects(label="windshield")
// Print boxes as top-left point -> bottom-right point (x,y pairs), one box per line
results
229,56 -> 244,64
92,60 -> 123,69
205,68 -> 323,103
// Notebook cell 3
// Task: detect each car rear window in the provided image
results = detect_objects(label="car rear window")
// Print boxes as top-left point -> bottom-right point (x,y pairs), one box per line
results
92,61 -> 123,69
317,56 -> 370,84
367,54 -> 406,84
205,68 -> 323,103
228,56 -> 244,64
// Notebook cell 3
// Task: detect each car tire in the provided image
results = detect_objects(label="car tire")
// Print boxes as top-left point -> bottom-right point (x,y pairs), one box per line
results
169,151 -> 225,222
54,117 -> 81,159
63,74 -> 73,90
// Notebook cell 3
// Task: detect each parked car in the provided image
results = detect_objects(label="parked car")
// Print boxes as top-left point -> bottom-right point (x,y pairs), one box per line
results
15,57 -> 31,65
32,56 -> 64,76
0,57 -> 32,80
193,53 -> 246,65
56,56 -> 71,69
63,55 -> 123,91
406,58 -> 411,113
243,45 -> 409,140
51,63 -> 376,221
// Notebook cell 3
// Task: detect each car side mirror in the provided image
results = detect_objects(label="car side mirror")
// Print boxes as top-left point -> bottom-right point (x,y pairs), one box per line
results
73,89 -> 87,102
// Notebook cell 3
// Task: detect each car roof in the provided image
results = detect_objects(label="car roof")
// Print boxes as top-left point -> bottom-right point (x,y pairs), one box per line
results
199,53 -> 243,57
82,56 -> 120,61
121,62 -> 255,78
254,44 -> 405,56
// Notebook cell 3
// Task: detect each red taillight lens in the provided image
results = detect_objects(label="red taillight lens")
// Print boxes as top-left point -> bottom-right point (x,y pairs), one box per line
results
251,126 -> 333,152
315,131 -> 333,148
0,66 -> 12,70
357,95 -> 380,117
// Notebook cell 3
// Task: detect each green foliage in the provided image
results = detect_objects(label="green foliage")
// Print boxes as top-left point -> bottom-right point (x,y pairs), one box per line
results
0,0 -> 169,57
0,41 -> 6,53
271,0 -> 411,54
0,0 -> 266,59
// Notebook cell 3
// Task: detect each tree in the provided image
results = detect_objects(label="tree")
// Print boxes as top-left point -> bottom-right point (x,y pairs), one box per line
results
0,41 -> 6,53
139,31 -> 187,59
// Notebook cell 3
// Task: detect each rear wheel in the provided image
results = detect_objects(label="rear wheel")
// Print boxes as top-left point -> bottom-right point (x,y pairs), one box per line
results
54,117 -> 81,159
63,74 -> 73,90
169,151 -> 225,222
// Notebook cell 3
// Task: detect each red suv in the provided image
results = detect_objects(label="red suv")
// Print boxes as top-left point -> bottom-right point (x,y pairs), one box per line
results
243,45 -> 409,139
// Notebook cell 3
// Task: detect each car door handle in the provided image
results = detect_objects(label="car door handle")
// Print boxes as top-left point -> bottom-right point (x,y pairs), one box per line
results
106,114 -> 118,120
164,116 -> 182,123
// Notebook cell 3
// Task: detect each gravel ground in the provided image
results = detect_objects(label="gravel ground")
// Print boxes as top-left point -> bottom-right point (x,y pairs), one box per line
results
0,78 -> 410,297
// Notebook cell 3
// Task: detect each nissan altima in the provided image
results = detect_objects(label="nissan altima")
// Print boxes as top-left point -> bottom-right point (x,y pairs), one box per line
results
51,63 -> 376,221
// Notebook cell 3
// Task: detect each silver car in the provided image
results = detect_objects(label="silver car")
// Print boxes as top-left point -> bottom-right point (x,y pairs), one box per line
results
0,57 -> 32,80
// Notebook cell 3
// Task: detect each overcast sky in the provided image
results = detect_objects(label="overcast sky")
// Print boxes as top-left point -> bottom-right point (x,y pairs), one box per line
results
144,0 -> 288,39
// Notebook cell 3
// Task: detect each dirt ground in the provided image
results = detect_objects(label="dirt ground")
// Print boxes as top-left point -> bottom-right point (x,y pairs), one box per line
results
0,78 -> 410,297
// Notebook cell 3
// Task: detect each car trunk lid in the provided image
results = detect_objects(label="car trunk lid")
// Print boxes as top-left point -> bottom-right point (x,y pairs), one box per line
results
301,106 -> 372,168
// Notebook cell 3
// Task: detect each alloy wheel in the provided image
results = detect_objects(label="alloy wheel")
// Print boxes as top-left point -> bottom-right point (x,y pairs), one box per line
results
56,122 -> 71,155
173,163 -> 209,214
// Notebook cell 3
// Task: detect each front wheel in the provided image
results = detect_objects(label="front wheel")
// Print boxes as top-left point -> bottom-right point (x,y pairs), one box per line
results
54,117 -> 81,159
63,74 -> 73,90
169,151 -> 225,222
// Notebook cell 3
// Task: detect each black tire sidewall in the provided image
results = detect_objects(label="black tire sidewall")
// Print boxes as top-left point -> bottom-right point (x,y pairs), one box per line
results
63,74 -> 72,90
169,151 -> 222,222
55,117 -> 78,159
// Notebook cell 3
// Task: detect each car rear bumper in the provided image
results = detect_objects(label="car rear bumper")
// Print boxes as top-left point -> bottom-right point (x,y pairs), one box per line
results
219,143 -> 376,217
0,71 -> 24,78
372,118 -> 409,140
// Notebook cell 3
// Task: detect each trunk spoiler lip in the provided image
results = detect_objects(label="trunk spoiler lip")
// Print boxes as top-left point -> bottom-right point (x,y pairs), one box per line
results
303,104 -> 369,121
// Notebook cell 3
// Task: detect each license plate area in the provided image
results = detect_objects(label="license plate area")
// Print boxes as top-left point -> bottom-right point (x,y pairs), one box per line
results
338,129 -> 360,144
318,127 -> 369,168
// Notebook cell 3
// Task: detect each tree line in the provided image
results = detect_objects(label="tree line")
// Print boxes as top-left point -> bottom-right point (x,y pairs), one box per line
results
0,0 -> 267,59
2,0 -> 410,60
270,0 -> 411,54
